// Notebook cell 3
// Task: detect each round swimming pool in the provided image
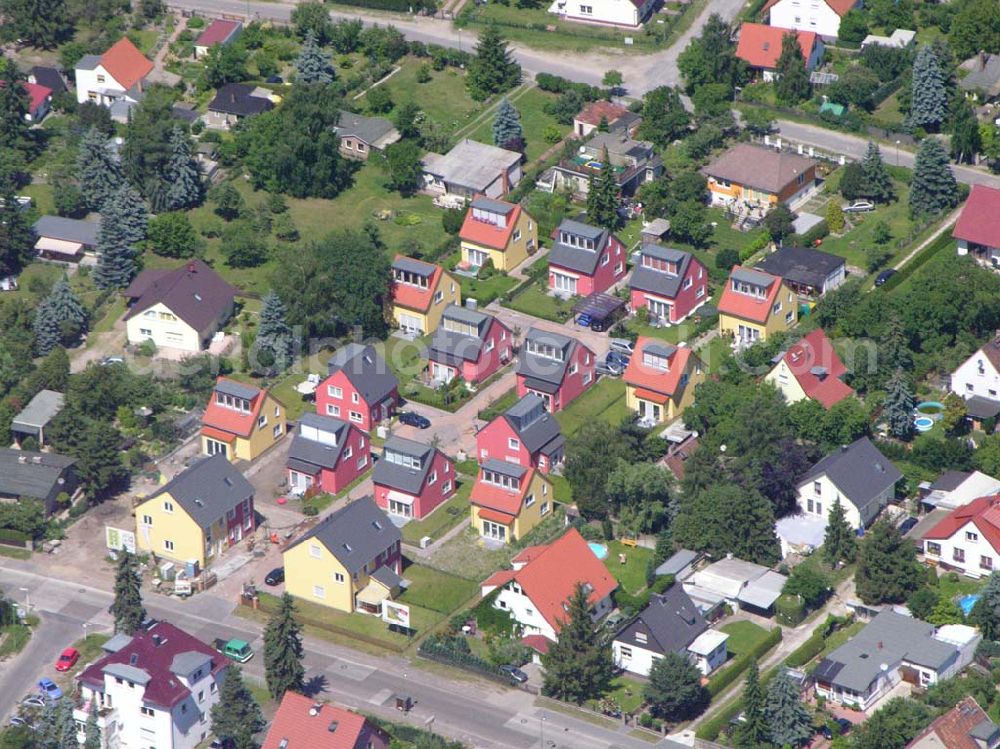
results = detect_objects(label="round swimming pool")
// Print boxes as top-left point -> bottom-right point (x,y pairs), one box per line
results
916,401 -> 945,416
914,416 -> 934,432
588,542 -> 609,560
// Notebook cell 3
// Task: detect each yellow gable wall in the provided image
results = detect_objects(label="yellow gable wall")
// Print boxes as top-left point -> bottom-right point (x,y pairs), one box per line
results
461,209 -> 538,272
765,360 -> 808,405
134,491 -> 207,569
470,472 -> 554,544
234,392 -> 287,461
283,539 -> 358,613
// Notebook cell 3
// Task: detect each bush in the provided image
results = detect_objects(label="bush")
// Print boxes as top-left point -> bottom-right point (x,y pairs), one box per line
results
775,594 -> 807,626
784,632 -> 825,667
792,219 -> 830,248
187,15 -> 205,29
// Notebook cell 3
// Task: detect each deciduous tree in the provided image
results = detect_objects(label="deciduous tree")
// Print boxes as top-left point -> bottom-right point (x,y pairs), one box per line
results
674,483 -> 781,565
379,139 -> 423,195
291,0 -> 333,43
147,212 -> 200,258
638,86 -> 690,149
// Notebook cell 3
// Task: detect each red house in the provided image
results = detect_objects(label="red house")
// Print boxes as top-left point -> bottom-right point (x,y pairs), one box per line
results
286,413 -> 370,497
373,436 -> 455,520
548,219 -> 627,298
261,691 -> 390,749
629,245 -> 709,325
516,327 -> 595,412
476,393 -> 565,473
316,343 -> 398,432
766,328 -> 855,409
427,304 -> 512,386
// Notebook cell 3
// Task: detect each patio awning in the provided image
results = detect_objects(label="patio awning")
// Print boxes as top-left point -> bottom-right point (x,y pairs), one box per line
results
478,507 -> 515,525
356,580 -> 391,607
34,237 -> 83,256
201,426 -> 236,443
632,387 -> 671,404
385,490 -> 415,505
572,292 -> 625,322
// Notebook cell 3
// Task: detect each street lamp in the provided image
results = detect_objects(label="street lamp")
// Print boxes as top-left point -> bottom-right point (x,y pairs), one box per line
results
18,586 -> 29,610
895,140 -> 901,167
83,622 -> 90,640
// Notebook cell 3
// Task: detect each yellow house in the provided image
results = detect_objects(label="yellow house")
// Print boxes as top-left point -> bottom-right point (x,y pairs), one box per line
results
201,378 -> 286,463
717,266 -> 798,345
390,256 -> 460,335
469,461 -> 553,544
623,339 -> 705,425
134,454 -> 255,571
459,197 -> 537,273
283,496 -> 402,614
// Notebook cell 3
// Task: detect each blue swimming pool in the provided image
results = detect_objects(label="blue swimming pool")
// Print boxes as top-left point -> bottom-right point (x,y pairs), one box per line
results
588,542 -> 609,560
959,594 -> 981,616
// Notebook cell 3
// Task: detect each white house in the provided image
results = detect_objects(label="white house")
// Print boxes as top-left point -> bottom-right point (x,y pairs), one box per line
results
75,622 -> 227,749
762,0 -> 861,39
921,470 -> 1000,511
951,333 -> 1000,423
480,528 -> 617,642
74,37 -> 152,107
814,611 -> 979,711
612,585 -> 729,677
923,494 -> 1000,577
122,260 -> 236,354
547,0 -> 658,28
796,437 -> 902,530
954,184 -> 1000,266
683,557 -> 787,615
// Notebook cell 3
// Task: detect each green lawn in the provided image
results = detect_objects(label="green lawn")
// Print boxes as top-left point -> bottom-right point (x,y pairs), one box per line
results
459,272 -> 519,306
505,284 -> 575,323
818,621 -> 865,658
268,372 -> 313,421
555,377 -> 629,437
398,561 -> 480,614
603,540 -> 653,595
591,675 -> 646,715
21,183 -> 54,215
937,571 -> 986,600
719,621 -> 773,657
466,87 -> 568,162
477,387 -> 519,422
0,623 -> 31,660
400,480 -> 473,546
300,469 -> 372,514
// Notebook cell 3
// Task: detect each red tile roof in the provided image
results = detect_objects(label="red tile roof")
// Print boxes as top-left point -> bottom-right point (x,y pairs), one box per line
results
202,378 -> 266,437
459,201 -> 522,251
717,266 -> 783,324
482,569 -> 517,589
24,82 -> 51,114
509,528 -> 617,634
954,184 -> 1000,250
200,425 -> 236,443
391,255 -> 444,313
521,634 -> 553,654
195,19 -> 241,48
100,37 -> 153,91
470,467 -> 540,516
512,545 -> 549,565
623,338 -> 700,398
777,328 -> 854,408
77,622 -> 223,710
905,696 -> 992,749
736,23 -> 818,70
262,691 -> 389,749
575,100 -> 629,127
478,507 -> 517,524
924,495 -> 1000,552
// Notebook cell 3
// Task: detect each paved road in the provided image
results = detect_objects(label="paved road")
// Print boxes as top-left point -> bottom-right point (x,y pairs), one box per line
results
0,564 -> 658,749
774,120 -> 1000,189
167,0 -> 746,94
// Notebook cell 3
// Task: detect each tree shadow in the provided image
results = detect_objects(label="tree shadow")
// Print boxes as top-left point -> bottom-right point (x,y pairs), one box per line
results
301,673 -> 329,697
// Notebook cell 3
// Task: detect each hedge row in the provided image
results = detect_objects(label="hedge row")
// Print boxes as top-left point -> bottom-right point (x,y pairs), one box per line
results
880,229 -> 956,293
784,613 -> 854,668
535,73 -> 610,103
0,528 -> 30,544
418,639 -> 508,683
707,626 -> 783,697
330,0 -> 436,11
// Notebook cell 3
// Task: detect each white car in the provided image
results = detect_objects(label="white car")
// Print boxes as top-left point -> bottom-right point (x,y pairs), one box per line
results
843,200 -> 875,213
609,338 -> 634,355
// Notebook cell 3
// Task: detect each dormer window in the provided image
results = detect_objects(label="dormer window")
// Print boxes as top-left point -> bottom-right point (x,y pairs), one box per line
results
642,255 -> 678,275
384,449 -> 422,471
443,317 -> 477,337
643,352 -> 669,370
216,392 -> 251,412
559,231 -> 595,250
525,339 -> 564,361
393,268 -> 429,289
732,280 -> 766,298
471,205 -> 507,228
482,468 -> 520,491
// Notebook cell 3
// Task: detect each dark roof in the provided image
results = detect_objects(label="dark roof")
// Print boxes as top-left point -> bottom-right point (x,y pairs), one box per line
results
144,454 -> 253,529
392,255 -> 435,277
28,66 -> 66,93
704,144 -> 817,195
614,585 -> 707,655
215,379 -> 259,400
286,496 -> 400,574
754,246 -> 845,288
516,328 -> 577,387
959,53 -> 1000,98
548,219 -> 611,275
372,436 -> 437,494
0,449 -> 75,499
481,458 -> 528,479
11,389 -> 64,432
965,395 -> 1000,420
287,413 -> 351,472
207,83 -> 273,117
471,196 -> 515,215
372,565 -> 402,589
930,470 -> 973,493
122,260 -> 236,336
732,266 -> 775,288
326,343 -> 398,407
629,247 -> 693,298
799,437 -> 902,514
503,394 -> 563,453
571,292 -> 625,322
334,110 -> 398,145
428,307 -> 495,365
78,622 -> 223,710
32,215 -> 100,246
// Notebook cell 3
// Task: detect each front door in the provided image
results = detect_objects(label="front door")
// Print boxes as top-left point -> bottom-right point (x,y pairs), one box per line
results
639,400 -> 661,422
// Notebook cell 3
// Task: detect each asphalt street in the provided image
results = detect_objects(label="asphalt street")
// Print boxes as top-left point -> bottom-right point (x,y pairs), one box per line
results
0,565 -> 663,748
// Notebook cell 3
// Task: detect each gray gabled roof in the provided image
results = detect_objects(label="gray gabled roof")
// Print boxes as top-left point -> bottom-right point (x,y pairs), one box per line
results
144,454 -> 253,529
613,585 -> 707,656
799,437 -> 902,514
503,394 -> 563,454
327,343 -> 398,407
207,83 -> 273,117
286,496 -> 400,574
169,651 -> 212,677
372,436 -> 437,494
372,565 -> 402,589
428,304 -> 496,365
754,246 -> 845,288
629,245 -> 694,299
76,54 -> 101,71
104,662 -> 151,685
481,458 -> 527,480
656,549 -> 699,577
471,196 -> 515,215
287,414 -> 351,472
12,389 -> 64,431
334,110 -> 399,146
0,449 -> 75,499
516,328 -> 579,388
215,379 -> 259,401
548,219 -> 611,275
32,215 -> 100,246
731,266 -> 776,288
392,256 -> 435,277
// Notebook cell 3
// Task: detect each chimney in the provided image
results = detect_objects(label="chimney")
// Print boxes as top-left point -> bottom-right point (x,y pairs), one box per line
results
187,261 -> 196,274
152,634 -> 161,647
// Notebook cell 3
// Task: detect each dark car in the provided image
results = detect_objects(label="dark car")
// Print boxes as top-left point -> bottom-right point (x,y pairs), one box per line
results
398,411 -> 431,429
898,516 -> 918,535
499,665 -> 528,684
820,717 -> 852,739
264,567 -> 285,586
874,269 -> 896,287
606,350 -> 630,369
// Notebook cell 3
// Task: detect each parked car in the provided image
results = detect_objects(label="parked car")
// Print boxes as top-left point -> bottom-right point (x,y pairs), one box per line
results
874,269 -> 896,287
499,665 -> 529,684
100,356 -> 125,366
820,717 -> 852,739
898,516 -> 918,535
606,350 -> 630,369
576,313 -> 594,328
264,567 -> 285,586
214,638 -> 254,663
8,716 -> 32,728
843,200 -> 875,213
601,357 -> 624,376
609,338 -> 635,355
595,362 -> 620,378
37,678 -> 62,701
398,411 -> 431,429
55,646 -> 80,672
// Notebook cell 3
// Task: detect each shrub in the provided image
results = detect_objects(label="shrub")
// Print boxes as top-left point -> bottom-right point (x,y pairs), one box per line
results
784,632 -> 825,667
775,594 -> 807,626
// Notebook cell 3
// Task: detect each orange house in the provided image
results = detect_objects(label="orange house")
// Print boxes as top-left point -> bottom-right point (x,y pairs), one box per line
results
703,143 -> 818,208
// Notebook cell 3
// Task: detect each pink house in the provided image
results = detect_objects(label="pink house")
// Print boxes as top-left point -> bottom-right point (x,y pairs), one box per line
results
548,219 -> 627,298
476,393 -> 565,474
516,328 -> 595,412
427,304 -> 512,385
316,343 -> 398,432
373,436 -> 456,520
629,245 -> 709,325
286,413 -> 370,496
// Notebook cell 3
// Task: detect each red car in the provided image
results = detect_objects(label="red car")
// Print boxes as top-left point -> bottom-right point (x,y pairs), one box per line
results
55,647 -> 79,672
